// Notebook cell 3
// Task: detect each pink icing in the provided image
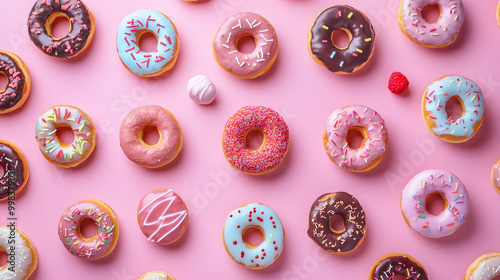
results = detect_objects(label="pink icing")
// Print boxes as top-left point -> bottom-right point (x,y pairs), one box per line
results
213,12 -> 277,78
119,105 -> 182,168
401,169 -> 470,238
137,189 -> 188,245
324,105 -> 387,171
400,0 -> 464,47
58,200 -> 118,259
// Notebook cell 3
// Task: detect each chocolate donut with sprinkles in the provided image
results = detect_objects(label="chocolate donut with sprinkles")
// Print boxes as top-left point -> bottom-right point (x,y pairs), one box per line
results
222,106 -> 289,175
308,5 -> 375,74
0,50 -> 31,114
0,140 -> 29,201
307,192 -> 366,255
368,253 -> 429,280
27,0 -> 95,59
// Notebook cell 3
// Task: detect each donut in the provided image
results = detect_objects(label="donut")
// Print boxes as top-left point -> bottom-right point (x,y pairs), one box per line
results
398,0 -> 464,48
368,253 -> 428,280
308,5 -> 375,74
58,199 -> 119,259
497,1 -> 500,28
464,252 -> 500,279
307,192 -> 366,255
222,106 -> 289,175
323,105 -> 388,172
116,9 -> 179,77
0,50 -> 31,114
223,203 -> 284,269
119,105 -> 182,168
422,75 -> 484,143
491,160 -> 500,195
0,141 -> 29,201
401,169 -> 470,238
213,12 -> 278,79
139,271 -> 176,280
0,226 -> 37,280
34,105 -> 96,168
27,0 -> 95,59
188,75 -> 216,105
137,189 -> 188,245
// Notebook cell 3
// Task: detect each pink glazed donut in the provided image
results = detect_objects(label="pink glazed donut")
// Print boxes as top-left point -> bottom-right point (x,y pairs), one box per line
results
401,169 -> 470,238
213,12 -> 278,79
119,105 -> 182,168
398,0 -> 464,48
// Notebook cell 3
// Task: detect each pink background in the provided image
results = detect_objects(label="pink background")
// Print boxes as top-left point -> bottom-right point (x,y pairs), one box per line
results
1,0 -> 500,279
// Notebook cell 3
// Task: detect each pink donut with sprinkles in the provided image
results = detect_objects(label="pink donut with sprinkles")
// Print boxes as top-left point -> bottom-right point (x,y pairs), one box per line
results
222,106 -> 289,175
213,12 -> 278,79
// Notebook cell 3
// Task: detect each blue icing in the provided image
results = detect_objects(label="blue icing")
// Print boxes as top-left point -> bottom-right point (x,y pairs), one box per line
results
223,203 -> 284,268
424,75 -> 484,137
116,9 -> 178,75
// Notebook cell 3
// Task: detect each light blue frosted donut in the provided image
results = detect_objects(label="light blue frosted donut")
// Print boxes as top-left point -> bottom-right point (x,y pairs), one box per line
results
116,9 -> 179,77
423,75 -> 485,142
223,203 -> 284,269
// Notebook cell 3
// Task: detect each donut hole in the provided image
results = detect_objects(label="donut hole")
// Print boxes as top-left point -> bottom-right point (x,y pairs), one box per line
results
425,192 -> 447,216
55,124 -> 75,146
331,28 -> 352,50
346,128 -> 365,150
242,226 -> 264,248
0,248 -> 6,268
78,218 -> 99,239
445,96 -> 464,122
140,125 -> 161,147
245,129 -> 266,150
0,166 -> 4,178
329,214 -> 346,234
236,34 -> 257,54
0,72 -> 8,93
46,12 -> 71,40
137,30 -> 159,53
421,4 -> 441,24
492,276 -> 500,280
392,275 -> 406,280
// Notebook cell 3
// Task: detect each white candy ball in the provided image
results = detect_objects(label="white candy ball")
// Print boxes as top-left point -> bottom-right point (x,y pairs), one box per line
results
187,75 -> 216,105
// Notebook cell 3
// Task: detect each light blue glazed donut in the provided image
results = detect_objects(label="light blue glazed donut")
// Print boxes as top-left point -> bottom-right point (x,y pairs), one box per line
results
423,75 -> 485,142
116,9 -> 179,77
223,203 -> 284,269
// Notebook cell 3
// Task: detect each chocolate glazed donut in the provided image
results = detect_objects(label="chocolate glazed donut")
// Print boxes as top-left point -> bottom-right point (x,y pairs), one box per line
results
369,254 -> 428,280
0,51 -> 30,113
0,141 -> 29,200
27,0 -> 94,59
308,5 -> 375,74
307,192 -> 366,254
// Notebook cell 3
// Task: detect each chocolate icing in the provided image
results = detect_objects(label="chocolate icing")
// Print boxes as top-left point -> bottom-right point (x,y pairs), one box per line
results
309,5 -> 375,73
27,0 -> 93,59
0,53 -> 26,111
370,255 -> 428,280
307,192 -> 366,253
0,142 -> 27,200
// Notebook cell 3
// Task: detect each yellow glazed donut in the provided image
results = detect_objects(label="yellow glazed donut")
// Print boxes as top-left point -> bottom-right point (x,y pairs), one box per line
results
0,226 -> 37,280
139,271 -> 176,280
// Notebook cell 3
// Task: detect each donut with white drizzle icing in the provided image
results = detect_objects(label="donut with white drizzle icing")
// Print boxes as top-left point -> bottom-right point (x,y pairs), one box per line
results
422,75 -> 484,143
116,9 -> 179,77
34,105 -> 96,168
139,271 -> 176,280
223,203 -> 284,269
398,0 -> 464,48
213,12 -> 278,79
401,169 -> 470,238
0,140 -> 29,201
57,199 -> 119,260
323,105 -> 388,172
0,50 -> 31,114
27,0 -> 95,59
0,226 -> 37,280
137,189 -> 188,245
464,253 -> 500,280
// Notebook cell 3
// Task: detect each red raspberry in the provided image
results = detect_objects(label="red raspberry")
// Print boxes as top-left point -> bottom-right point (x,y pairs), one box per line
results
388,72 -> 409,94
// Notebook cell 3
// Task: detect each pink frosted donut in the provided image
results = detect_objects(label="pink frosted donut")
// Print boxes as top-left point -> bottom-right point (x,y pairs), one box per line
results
222,106 -> 289,175
137,189 -> 189,245
323,105 -> 388,172
213,12 -> 278,79
119,105 -> 182,168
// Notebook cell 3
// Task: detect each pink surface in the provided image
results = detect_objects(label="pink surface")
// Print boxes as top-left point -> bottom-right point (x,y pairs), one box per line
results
1,0 -> 500,279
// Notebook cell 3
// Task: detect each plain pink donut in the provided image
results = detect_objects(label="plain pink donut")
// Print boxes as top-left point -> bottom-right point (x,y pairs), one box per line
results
119,105 -> 182,168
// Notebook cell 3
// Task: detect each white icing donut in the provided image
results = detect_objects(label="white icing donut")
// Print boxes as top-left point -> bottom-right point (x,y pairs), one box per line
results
464,253 -> 500,280
0,226 -> 37,280
187,75 -> 216,105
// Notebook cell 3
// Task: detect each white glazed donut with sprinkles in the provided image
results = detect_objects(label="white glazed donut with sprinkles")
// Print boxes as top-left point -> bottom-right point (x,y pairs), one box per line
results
223,203 -> 284,269
116,9 -> 179,77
